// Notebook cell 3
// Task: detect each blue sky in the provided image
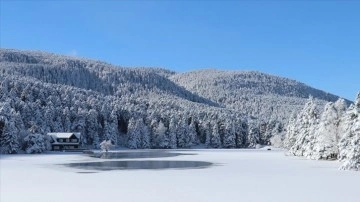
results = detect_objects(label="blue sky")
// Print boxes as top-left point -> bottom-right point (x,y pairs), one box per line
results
1,1 -> 359,100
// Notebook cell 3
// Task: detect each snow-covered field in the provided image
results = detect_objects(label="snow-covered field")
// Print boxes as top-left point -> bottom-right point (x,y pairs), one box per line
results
1,149 -> 359,202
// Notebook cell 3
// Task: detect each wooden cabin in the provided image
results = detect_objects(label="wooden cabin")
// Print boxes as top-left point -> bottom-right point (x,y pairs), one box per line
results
48,132 -> 81,151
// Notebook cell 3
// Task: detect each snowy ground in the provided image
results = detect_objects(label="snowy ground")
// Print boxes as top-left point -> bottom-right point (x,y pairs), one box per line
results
1,149 -> 359,202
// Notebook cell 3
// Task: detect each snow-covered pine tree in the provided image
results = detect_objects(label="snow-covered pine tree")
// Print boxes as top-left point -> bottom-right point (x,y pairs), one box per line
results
0,117 -> 20,154
24,123 -> 46,154
62,107 -> 72,132
139,118 -> 151,149
44,106 -> 54,134
283,113 -> 298,149
235,119 -> 248,148
188,120 -> 198,147
203,121 -> 211,148
149,119 -> 158,148
168,116 -> 177,149
85,109 -> 99,148
0,102 -> 20,154
247,121 -> 260,148
223,121 -> 236,148
176,117 -> 187,148
313,100 -> 346,160
153,120 -> 168,148
289,96 -> 320,158
338,93 -> 360,171
258,120 -> 269,145
211,122 -> 221,148
127,118 -> 139,149
108,110 -> 119,145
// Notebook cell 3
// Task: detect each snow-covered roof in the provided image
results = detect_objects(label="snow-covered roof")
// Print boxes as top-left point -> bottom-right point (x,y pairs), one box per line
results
51,142 -> 80,146
48,132 -> 81,139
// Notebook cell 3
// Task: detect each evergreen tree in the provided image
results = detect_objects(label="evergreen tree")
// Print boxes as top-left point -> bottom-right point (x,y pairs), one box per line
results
153,121 -> 168,148
127,118 -> 139,149
211,122 -> 221,148
247,122 -> 259,148
177,117 -> 187,148
139,119 -> 150,149
24,123 -> 46,154
313,102 -> 342,159
203,121 -> 211,148
62,108 -> 71,132
269,122 -> 284,148
108,110 -> 119,145
86,109 -> 99,148
168,117 -> 177,149
236,120 -> 248,148
338,93 -> 360,171
283,113 -> 298,149
289,96 -> 320,158
0,103 -> 20,154
223,121 -> 236,148
0,117 -> 20,154
188,120 -> 198,147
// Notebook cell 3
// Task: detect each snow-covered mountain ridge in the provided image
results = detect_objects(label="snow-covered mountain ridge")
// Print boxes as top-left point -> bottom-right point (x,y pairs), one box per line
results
0,49 -> 350,154
172,69 -> 339,99
171,69 -> 347,118
0,49 -> 217,106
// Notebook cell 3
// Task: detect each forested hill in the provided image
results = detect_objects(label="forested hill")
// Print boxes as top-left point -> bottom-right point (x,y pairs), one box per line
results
171,69 -> 347,123
0,49 -> 348,154
171,69 -> 341,102
0,49 -> 216,106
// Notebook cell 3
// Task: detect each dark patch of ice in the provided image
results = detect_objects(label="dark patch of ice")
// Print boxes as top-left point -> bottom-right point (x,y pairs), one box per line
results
66,160 -> 213,171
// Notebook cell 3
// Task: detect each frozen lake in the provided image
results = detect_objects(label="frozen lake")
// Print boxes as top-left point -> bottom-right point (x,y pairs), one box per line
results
1,149 -> 359,202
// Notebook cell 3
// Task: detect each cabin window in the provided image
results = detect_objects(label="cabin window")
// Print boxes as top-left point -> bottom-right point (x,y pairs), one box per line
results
58,139 -> 63,142
71,139 -> 78,143
54,146 -> 60,150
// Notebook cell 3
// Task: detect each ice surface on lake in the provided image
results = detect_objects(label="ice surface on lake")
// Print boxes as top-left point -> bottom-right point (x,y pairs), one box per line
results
1,149 -> 359,202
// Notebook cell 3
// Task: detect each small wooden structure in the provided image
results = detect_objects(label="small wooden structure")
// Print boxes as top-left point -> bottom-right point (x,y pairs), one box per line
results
48,132 -> 81,151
